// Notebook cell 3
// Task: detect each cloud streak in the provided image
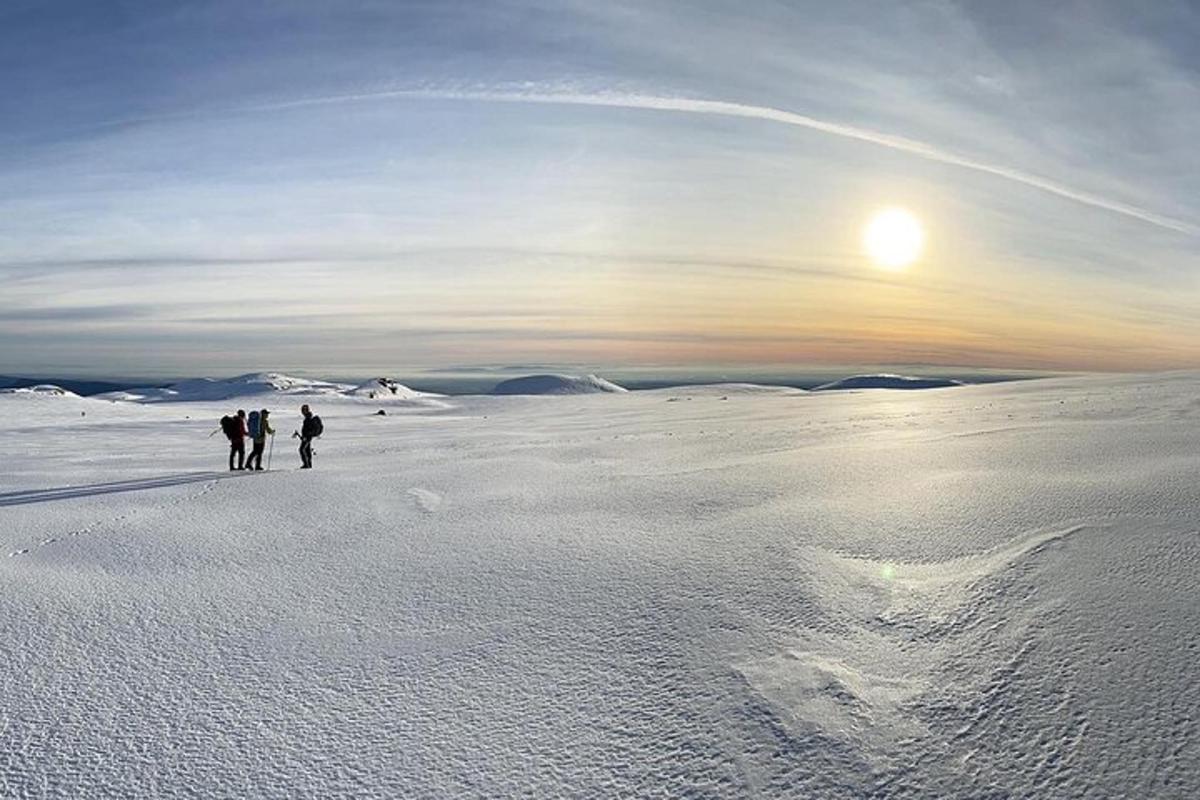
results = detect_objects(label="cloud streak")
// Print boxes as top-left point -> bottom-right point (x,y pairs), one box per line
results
243,88 -> 1199,238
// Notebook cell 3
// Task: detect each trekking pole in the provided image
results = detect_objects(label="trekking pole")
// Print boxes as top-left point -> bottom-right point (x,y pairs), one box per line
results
267,432 -> 275,471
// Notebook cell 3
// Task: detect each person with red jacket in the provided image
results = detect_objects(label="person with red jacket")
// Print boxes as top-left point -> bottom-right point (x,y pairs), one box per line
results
227,409 -> 248,471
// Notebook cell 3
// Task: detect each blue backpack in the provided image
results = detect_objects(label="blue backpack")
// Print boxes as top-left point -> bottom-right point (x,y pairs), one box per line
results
247,410 -> 261,438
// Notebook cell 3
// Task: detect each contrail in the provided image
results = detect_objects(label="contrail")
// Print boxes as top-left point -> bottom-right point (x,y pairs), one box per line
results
74,87 -> 1195,237
240,88 -> 1198,237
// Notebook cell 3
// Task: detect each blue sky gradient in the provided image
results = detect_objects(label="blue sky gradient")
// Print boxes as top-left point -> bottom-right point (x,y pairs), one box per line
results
2,1 -> 1198,377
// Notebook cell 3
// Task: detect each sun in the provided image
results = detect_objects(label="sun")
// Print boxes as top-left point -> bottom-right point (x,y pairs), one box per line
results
863,208 -> 924,270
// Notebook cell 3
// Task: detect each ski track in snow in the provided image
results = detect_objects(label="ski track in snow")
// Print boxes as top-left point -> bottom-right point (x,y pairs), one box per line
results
7,477 -> 222,558
1,373 -> 1199,797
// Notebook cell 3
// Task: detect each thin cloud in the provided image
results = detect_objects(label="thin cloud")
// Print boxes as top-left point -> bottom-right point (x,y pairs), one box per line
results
245,88 -> 1199,237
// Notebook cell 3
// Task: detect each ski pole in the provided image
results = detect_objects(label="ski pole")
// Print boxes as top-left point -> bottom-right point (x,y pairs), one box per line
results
267,432 -> 275,471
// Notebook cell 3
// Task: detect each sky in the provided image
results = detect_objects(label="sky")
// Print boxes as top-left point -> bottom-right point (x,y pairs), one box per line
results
1,0 -> 1198,378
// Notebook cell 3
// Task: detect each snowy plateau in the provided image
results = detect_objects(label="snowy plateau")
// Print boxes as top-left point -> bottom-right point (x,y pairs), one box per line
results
2,371 -> 1199,798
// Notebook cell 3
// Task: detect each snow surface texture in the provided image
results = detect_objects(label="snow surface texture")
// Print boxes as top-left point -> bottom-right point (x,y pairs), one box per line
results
2,373 -> 1199,797
490,373 -> 628,395
812,373 -> 965,391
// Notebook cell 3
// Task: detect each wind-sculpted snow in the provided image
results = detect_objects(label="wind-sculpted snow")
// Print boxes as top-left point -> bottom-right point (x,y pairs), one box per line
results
490,373 -> 627,394
2,372 -> 1199,796
812,373 -> 965,391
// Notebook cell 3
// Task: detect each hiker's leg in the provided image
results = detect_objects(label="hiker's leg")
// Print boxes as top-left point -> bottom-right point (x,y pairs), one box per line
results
229,444 -> 235,471
236,441 -> 245,470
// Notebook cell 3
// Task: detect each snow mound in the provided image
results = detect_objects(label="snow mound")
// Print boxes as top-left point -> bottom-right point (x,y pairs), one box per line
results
100,372 -> 353,403
348,378 -> 427,400
0,384 -> 80,398
812,373 -> 965,391
490,374 -> 628,395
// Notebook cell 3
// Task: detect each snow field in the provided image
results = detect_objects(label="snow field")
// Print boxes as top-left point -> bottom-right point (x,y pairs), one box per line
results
1,373 -> 1198,796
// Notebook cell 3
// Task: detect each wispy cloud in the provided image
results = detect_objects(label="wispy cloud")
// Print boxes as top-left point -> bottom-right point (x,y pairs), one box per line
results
237,87 -> 1200,237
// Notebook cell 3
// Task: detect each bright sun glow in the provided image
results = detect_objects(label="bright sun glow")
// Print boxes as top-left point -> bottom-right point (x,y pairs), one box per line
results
863,208 -> 924,270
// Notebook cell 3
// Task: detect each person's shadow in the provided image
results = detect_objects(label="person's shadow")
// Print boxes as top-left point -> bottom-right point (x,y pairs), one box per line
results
0,472 -> 236,507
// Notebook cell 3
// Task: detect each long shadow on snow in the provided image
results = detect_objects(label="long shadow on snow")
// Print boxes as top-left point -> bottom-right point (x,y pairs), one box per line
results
0,471 -> 235,507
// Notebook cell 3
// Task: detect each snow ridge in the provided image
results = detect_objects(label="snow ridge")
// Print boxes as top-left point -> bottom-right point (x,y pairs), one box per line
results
490,374 -> 628,395
812,373 -> 965,391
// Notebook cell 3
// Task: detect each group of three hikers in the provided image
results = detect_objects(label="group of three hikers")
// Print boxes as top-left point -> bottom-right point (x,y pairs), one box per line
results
221,404 -> 323,471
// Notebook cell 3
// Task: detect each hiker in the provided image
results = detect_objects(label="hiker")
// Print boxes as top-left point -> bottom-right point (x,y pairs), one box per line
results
245,409 -> 275,471
221,409 -> 248,471
294,403 -> 323,469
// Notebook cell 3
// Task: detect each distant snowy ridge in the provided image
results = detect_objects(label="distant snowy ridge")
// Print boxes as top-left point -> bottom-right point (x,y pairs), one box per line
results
98,372 -> 354,403
0,384 -> 80,398
661,383 -> 807,395
490,374 -> 628,395
812,374 -> 965,391
96,372 -> 451,407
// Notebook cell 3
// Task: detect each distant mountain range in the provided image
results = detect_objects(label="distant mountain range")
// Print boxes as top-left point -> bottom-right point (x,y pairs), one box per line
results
1,370 -> 989,399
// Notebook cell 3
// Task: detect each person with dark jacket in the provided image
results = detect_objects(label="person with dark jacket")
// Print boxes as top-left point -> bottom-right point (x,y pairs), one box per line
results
245,409 -> 275,471
228,409 -> 248,471
295,404 -> 322,469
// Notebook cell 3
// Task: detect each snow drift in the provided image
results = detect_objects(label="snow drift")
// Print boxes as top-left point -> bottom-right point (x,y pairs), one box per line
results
490,373 -> 627,395
812,373 -> 965,391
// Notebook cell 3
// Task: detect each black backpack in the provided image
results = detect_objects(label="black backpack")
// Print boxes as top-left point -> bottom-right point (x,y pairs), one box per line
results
220,415 -> 238,441
311,415 -> 324,437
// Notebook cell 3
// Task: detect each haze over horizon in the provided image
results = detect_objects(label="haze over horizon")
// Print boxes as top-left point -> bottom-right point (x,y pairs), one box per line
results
3,1 -> 1199,377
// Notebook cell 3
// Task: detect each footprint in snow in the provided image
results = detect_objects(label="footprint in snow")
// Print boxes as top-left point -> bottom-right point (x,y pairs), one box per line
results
408,488 -> 443,513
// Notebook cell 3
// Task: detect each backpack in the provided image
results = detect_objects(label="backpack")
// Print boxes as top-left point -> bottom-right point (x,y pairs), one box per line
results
247,410 -> 261,438
311,415 -> 323,437
220,415 -> 238,441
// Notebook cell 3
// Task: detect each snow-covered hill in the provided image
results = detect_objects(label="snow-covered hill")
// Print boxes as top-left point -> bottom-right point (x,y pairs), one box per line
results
346,377 -> 431,400
490,373 -> 627,395
0,383 -> 80,398
812,373 -> 965,391
2,371 -> 1199,797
